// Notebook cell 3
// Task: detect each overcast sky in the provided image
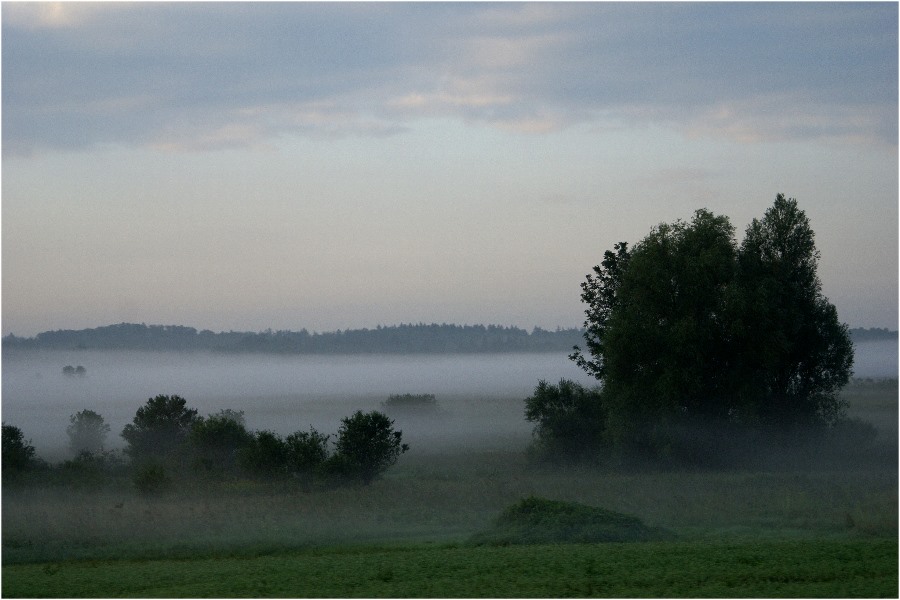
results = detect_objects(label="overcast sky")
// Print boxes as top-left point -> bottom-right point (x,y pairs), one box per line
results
2,2 -> 897,337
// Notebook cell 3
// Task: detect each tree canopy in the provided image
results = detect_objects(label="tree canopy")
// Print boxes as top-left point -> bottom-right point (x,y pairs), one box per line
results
121,395 -> 200,461
569,194 -> 853,459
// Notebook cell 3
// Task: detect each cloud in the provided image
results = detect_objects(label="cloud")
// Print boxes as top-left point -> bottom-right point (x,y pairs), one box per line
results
3,3 -> 896,157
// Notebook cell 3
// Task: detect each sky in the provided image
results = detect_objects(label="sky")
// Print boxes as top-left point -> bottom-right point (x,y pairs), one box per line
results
2,2 -> 897,337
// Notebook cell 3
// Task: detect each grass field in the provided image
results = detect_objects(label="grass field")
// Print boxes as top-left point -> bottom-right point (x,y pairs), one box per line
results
3,380 -> 897,597
4,538 -> 896,597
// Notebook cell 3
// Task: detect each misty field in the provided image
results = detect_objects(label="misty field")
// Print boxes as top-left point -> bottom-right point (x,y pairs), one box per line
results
2,350 -> 897,597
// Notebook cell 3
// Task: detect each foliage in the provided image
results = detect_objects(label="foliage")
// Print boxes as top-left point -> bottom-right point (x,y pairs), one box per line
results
330,411 -> 408,484
62,365 -> 86,377
733,194 -> 853,428
2,423 -> 36,478
570,241 -> 630,380
237,430 -> 290,478
66,409 -> 110,455
189,409 -> 254,473
471,496 -> 672,545
121,395 -> 200,462
524,380 -> 605,462
571,195 -> 854,459
285,427 -> 331,476
57,450 -> 125,486
133,462 -> 170,495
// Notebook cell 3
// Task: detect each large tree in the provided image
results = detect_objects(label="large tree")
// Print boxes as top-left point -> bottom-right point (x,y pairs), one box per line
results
732,194 -> 853,427
572,195 -> 853,456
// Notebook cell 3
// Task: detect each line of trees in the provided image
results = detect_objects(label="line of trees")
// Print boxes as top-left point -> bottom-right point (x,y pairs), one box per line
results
2,323 -> 585,354
3,395 -> 408,490
528,195 -> 859,465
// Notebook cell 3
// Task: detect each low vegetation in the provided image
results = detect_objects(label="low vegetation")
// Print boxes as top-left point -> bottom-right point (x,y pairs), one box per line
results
470,496 -> 673,545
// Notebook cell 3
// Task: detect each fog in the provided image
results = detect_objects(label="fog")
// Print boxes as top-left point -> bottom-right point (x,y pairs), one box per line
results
851,339 -> 899,379
3,341 -> 895,463
1,350 -> 599,461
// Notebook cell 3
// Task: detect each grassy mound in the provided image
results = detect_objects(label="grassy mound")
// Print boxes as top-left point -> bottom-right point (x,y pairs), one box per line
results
471,496 -> 673,545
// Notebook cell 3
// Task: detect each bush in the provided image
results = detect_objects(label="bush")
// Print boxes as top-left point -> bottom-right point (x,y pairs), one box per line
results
524,380 -> 605,463
133,462 -> 170,495
57,450 -> 125,486
2,423 -> 36,479
285,428 -> 330,477
67,409 -> 111,456
330,411 -> 408,484
470,496 -> 673,546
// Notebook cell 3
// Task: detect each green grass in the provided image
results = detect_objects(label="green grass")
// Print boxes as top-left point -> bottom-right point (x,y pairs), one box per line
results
3,538 -> 896,597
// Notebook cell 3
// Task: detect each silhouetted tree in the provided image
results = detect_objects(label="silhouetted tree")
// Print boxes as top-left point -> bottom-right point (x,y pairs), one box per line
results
731,194 -> 853,427
2,424 -> 36,479
570,195 -> 854,459
121,395 -> 200,462
329,411 -> 408,484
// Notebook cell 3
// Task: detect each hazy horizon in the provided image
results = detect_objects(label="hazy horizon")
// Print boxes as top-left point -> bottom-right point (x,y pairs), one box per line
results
4,341 -> 896,462
3,3 -> 897,337
2,318 -> 898,340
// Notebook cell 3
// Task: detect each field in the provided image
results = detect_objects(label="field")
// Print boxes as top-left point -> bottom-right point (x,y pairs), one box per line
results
3,381 -> 897,597
4,539 -> 896,597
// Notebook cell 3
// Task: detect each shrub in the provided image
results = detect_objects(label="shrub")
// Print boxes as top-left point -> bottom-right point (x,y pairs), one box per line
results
67,409 -> 111,456
470,496 -> 673,546
285,427 -> 330,476
133,462 -> 170,495
524,379 -> 605,463
329,411 -> 408,484
58,450 -> 125,486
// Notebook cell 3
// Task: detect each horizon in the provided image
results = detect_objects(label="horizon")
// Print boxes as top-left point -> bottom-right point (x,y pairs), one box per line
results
3,319 -> 896,341
3,3 -> 897,337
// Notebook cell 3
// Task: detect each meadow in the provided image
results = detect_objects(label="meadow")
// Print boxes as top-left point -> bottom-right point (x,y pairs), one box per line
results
2,367 -> 897,596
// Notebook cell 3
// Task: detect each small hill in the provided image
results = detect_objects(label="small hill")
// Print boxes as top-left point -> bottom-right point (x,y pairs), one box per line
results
470,496 -> 674,546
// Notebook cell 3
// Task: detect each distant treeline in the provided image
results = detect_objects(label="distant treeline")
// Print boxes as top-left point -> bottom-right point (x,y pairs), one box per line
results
1,322 -> 587,354
848,327 -> 898,342
2,323 -> 893,354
